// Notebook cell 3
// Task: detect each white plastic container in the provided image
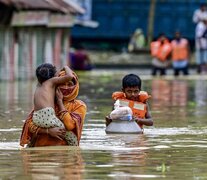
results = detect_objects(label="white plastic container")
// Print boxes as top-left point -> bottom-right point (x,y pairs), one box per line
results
105,119 -> 143,134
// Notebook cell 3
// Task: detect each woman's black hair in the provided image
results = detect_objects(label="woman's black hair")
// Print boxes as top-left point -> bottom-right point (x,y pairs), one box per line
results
36,63 -> 56,84
122,74 -> 142,89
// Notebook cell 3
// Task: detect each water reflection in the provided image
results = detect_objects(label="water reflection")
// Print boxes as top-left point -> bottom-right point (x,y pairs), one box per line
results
195,79 -> 207,117
109,135 -> 148,167
151,79 -> 171,108
21,147 -> 84,180
0,81 -> 34,112
151,79 -> 189,125
81,134 -> 153,179
0,81 -> 34,131
171,80 -> 188,107
151,79 -> 188,107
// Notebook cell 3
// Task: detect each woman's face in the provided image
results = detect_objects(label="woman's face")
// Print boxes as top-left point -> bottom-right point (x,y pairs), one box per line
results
123,86 -> 140,101
58,81 -> 74,96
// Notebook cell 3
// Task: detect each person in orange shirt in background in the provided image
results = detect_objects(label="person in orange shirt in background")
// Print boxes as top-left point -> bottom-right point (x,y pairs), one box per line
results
150,33 -> 172,76
171,31 -> 190,76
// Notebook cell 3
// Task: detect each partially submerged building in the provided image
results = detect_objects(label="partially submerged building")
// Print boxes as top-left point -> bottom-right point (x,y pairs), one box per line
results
0,0 -> 84,80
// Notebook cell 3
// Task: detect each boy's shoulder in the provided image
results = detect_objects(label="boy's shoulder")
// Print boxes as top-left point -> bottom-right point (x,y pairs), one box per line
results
112,91 -> 125,100
138,91 -> 151,103
112,91 -> 151,103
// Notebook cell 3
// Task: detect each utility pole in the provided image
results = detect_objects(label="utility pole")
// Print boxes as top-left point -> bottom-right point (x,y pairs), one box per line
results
147,0 -> 156,47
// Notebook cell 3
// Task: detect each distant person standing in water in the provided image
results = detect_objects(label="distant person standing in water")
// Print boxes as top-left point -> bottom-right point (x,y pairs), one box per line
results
171,31 -> 190,76
150,33 -> 172,76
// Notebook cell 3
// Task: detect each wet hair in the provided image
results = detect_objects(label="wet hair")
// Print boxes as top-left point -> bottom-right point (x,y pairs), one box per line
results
122,74 -> 142,89
36,63 -> 56,84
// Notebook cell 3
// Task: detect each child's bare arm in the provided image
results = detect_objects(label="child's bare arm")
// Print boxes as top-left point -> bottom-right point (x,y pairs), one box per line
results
136,116 -> 153,126
133,103 -> 153,126
51,66 -> 74,85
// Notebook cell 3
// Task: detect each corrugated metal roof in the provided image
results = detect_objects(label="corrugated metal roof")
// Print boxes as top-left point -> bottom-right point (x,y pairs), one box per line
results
11,10 -> 76,27
0,0 -> 85,14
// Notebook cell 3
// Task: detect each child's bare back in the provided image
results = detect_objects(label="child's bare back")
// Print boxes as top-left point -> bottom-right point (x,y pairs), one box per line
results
33,63 -> 73,111
34,80 -> 56,111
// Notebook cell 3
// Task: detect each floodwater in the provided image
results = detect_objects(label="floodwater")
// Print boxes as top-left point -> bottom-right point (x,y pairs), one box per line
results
0,69 -> 207,179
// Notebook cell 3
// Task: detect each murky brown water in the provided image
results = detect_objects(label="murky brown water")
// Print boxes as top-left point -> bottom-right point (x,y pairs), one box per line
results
0,69 -> 207,179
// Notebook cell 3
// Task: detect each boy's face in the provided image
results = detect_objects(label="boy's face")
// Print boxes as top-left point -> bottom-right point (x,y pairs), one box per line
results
122,86 -> 140,101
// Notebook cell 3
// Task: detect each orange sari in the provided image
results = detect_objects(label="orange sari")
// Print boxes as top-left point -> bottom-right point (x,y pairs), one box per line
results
20,71 -> 87,147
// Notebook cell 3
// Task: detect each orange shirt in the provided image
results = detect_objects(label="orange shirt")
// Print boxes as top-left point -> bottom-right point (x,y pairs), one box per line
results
171,38 -> 189,61
112,91 -> 150,119
151,40 -> 172,61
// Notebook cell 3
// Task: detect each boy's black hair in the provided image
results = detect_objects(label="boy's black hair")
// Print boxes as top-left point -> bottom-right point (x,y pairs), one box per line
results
36,63 -> 56,84
122,74 -> 142,89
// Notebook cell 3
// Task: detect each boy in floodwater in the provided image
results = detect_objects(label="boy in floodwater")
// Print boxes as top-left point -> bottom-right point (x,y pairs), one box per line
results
106,74 -> 153,131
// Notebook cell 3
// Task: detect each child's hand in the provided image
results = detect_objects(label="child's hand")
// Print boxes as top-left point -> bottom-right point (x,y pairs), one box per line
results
105,115 -> 112,121
60,66 -> 68,71
132,116 -> 143,123
63,66 -> 74,77
105,115 -> 112,126
63,65 -> 71,71
62,66 -> 66,71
